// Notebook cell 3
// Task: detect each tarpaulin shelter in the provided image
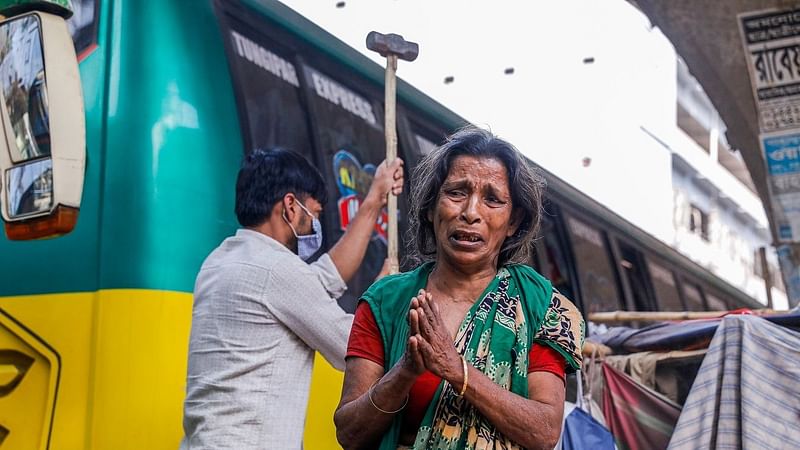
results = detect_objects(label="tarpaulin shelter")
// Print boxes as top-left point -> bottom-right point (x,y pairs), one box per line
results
668,315 -> 800,449
584,310 -> 800,449
590,311 -> 800,354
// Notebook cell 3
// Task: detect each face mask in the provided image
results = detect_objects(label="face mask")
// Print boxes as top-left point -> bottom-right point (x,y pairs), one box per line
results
283,200 -> 323,261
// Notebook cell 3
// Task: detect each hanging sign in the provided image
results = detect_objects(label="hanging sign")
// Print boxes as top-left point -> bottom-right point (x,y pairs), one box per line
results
740,8 -> 800,242
739,9 -> 800,132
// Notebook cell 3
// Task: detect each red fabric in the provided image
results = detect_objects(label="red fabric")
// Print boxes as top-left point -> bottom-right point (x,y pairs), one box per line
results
345,302 -> 386,366
346,302 -> 567,430
602,362 -> 680,450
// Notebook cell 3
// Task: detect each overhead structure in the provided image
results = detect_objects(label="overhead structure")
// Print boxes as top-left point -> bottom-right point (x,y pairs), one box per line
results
630,0 -> 800,307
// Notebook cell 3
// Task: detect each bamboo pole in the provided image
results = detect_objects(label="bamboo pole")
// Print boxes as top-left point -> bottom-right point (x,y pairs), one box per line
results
582,340 -> 613,357
589,309 -> 776,323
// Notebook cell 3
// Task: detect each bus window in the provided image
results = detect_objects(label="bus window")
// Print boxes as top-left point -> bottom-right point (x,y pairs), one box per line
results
681,281 -> 707,311
406,117 -> 447,158
67,0 -> 99,57
220,21 -> 315,161
647,259 -> 684,311
300,64 -> 399,312
414,133 -> 437,156
566,215 -> 621,314
535,215 -> 575,301
704,291 -> 728,311
617,243 -> 656,311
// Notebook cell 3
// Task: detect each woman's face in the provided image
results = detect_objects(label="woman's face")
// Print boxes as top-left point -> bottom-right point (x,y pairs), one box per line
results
429,155 -> 519,272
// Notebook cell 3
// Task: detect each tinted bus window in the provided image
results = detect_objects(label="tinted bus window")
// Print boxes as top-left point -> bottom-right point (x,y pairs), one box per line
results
566,215 -> 621,313
704,291 -> 728,311
406,117 -> 447,158
67,0 -> 99,57
222,23 -> 314,160
681,281 -> 706,311
301,64 -> 394,312
647,260 -> 684,311
536,216 -> 575,301
415,134 -> 437,155
618,243 -> 656,311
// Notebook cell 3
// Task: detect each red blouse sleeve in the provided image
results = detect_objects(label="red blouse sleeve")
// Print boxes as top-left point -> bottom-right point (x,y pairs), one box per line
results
346,302 -> 385,366
528,343 -> 566,381
347,302 -> 566,381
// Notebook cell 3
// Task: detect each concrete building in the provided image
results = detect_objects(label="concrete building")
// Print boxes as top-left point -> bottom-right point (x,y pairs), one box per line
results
671,59 -> 786,308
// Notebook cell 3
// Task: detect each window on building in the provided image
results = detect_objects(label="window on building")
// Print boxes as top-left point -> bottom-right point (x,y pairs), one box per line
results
771,264 -> 786,293
677,102 -> 710,153
718,145 -> 757,193
753,249 -> 787,294
688,204 -> 710,241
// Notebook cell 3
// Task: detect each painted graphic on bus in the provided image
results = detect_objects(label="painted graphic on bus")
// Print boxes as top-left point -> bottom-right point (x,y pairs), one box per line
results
333,149 -> 388,243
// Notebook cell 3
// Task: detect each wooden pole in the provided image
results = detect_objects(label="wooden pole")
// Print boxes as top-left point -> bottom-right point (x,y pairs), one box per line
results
384,54 -> 399,274
582,341 -> 613,357
759,246 -> 774,309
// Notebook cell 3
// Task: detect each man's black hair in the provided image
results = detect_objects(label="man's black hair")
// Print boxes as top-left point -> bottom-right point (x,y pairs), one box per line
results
235,148 -> 328,227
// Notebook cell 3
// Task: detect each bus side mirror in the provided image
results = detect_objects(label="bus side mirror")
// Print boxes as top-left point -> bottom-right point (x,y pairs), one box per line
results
0,11 -> 85,240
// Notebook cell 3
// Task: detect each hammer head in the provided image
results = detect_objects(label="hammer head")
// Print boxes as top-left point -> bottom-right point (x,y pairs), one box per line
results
366,31 -> 419,62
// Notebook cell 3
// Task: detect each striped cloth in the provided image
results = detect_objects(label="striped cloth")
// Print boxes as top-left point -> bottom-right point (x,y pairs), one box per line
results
668,315 -> 800,449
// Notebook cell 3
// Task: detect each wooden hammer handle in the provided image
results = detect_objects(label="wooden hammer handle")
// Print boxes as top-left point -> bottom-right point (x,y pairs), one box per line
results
384,55 -> 399,274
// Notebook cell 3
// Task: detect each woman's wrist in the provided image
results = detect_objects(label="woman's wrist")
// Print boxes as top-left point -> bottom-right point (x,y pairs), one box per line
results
442,355 -> 466,386
395,355 -> 422,381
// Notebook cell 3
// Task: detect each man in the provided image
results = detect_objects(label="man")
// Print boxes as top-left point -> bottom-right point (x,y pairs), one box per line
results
181,148 -> 403,449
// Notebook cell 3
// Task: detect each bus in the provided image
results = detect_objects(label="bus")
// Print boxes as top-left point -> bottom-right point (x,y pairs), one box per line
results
0,0 -> 763,449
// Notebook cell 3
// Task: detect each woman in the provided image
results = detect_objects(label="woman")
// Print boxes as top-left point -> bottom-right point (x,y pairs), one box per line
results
334,126 -> 584,450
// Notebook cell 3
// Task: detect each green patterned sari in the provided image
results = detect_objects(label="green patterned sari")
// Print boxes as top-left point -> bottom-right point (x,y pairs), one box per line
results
361,263 -> 584,450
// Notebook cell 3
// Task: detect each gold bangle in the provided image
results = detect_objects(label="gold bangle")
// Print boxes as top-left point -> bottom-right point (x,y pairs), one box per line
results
456,356 -> 469,397
368,379 -> 408,414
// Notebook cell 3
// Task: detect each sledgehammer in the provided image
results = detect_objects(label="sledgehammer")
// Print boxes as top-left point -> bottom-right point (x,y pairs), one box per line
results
366,31 -> 418,274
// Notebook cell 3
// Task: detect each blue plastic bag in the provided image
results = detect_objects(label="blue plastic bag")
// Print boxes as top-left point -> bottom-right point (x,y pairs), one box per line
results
562,407 -> 616,450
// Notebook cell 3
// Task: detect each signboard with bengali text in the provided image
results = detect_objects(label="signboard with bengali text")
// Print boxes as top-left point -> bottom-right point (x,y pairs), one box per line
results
761,130 -> 800,241
739,9 -> 800,132
740,8 -> 800,242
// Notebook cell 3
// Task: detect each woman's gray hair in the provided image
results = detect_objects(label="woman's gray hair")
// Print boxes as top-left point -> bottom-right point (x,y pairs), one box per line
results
406,125 -> 546,267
